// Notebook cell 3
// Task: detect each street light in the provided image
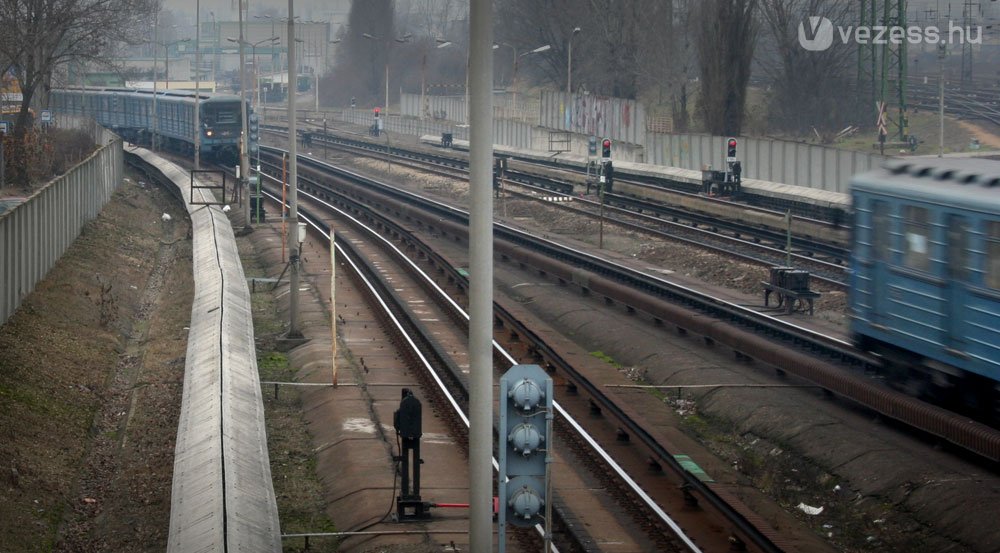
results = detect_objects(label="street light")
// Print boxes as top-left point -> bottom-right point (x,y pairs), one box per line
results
228,36 -> 279,108
255,14 -> 278,80
209,11 -> 217,89
418,38 -> 454,120
160,38 -> 190,89
363,32 -> 411,112
509,44 -> 550,115
435,38 -> 472,123
315,39 -> 340,112
567,26 -> 581,97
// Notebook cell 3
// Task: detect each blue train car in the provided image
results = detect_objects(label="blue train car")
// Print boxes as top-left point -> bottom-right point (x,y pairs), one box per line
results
50,87 -> 249,162
849,158 -> 1000,417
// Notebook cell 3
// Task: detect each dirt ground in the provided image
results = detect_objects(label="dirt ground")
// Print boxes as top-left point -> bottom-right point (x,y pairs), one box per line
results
0,173 -> 191,552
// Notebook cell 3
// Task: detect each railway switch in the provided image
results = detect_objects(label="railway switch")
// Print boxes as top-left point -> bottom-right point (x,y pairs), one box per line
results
499,364 -> 553,539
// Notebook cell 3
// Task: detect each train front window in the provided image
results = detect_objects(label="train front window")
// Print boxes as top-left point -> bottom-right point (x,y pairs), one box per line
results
207,108 -> 237,124
902,205 -> 930,272
987,221 -> 1000,290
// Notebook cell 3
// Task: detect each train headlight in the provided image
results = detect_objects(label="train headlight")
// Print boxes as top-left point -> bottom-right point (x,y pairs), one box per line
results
205,130 -> 213,137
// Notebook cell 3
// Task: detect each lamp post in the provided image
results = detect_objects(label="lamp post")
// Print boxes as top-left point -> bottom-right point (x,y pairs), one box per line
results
492,42 -> 516,86
209,11 -> 217,89
161,38 -> 190,89
938,42 -> 946,157
294,38 -> 304,99
420,39 -> 453,120
255,14 -> 277,81
509,44 -> 550,116
567,26 -> 581,97
228,36 -> 279,109
151,16 -> 159,151
435,39 -> 470,123
195,0 -> 201,169
363,32 -> 411,112
315,39 -> 340,112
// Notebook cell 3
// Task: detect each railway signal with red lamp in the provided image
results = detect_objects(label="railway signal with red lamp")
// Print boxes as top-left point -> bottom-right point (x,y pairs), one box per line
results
726,137 -> 738,161
601,138 -> 611,159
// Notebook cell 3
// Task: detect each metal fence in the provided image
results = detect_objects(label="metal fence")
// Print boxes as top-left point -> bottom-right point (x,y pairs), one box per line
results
353,92 -> 889,193
645,133 -> 887,193
0,120 -> 123,325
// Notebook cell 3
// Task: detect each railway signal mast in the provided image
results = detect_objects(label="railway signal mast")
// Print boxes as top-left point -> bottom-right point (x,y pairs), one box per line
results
498,364 -> 553,553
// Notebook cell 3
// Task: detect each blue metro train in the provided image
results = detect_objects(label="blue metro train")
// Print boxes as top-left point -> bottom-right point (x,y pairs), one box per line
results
50,87 -> 251,163
849,158 -> 1000,420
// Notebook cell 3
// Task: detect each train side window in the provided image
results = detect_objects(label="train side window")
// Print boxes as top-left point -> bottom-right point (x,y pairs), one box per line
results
946,215 -> 969,280
871,200 -> 889,261
902,205 -> 930,271
987,221 -> 1000,290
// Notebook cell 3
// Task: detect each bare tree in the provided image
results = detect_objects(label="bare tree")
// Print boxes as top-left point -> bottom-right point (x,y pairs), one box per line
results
758,0 -> 854,140
694,0 -> 759,136
495,0 -> 650,98
328,0 -> 396,107
0,0 -> 157,138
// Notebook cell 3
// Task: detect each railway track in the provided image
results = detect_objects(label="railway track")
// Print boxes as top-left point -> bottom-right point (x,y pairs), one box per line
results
253,158 -> 770,551
257,144 -> 1000,465
273,126 -> 850,287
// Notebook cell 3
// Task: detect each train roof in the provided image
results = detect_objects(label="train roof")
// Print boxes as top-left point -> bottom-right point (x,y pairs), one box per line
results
55,86 -> 243,104
851,158 -> 1000,212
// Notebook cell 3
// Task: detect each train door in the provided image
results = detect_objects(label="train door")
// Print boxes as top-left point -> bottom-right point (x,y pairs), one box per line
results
870,200 -> 890,326
944,214 -> 969,351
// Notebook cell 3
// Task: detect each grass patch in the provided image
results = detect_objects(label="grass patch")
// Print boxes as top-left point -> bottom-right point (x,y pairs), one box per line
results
590,350 -> 622,368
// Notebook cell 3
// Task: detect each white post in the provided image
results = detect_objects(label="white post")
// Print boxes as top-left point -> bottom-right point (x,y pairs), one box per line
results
330,229 -> 337,386
468,0 -> 494,550
152,13 -> 158,151
287,0 -> 301,337
195,0 -> 201,169
239,0 -> 250,225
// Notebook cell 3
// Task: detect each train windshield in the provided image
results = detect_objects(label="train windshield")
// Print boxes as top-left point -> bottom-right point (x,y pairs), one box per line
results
203,105 -> 239,125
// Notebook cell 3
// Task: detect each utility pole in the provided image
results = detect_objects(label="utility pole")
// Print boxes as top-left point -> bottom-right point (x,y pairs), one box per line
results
857,0 -> 908,141
152,13 -> 159,151
287,0 -> 301,338
468,0 -> 494,549
961,0 -> 980,83
939,42 -> 946,157
195,0 -> 201,169
239,0 -> 250,226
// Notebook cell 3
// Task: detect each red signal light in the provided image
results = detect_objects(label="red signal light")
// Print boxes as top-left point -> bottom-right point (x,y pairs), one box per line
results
728,138 -> 737,148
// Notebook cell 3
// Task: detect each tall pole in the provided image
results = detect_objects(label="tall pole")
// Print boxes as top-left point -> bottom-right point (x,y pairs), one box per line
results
210,12 -> 217,89
152,14 -> 158,151
567,27 -> 580,97
330,229 -> 337,386
239,0 -> 250,225
165,52 -> 170,89
468,0 -> 494,550
420,53 -> 426,120
195,0 -> 201,169
287,0 -> 301,337
384,63 -> 389,111
939,43 -> 945,157
566,38 -> 572,97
